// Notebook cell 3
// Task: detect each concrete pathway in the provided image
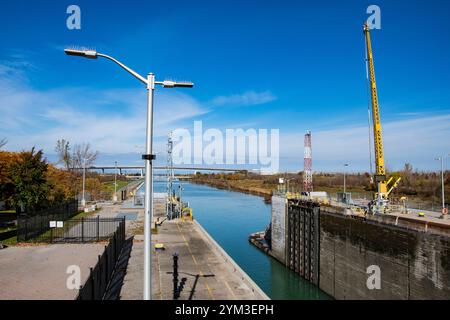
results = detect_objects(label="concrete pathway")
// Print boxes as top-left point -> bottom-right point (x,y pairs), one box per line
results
0,244 -> 104,300
119,197 -> 268,300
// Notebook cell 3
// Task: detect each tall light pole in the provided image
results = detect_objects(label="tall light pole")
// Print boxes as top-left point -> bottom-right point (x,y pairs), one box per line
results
64,48 -> 193,300
343,163 -> 349,193
178,184 -> 184,218
113,161 -> 118,202
81,157 -> 86,207
435,155 -> 449,218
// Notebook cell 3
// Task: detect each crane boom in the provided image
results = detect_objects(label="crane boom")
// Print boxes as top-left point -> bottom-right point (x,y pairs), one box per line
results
364,23 -> 386,181
363,23 -> 400,211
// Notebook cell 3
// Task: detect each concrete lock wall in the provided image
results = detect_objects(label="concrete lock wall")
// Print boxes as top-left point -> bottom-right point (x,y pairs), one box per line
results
271,196 -> 287,263
272,199 -> 450,300
319,211 -> 450,300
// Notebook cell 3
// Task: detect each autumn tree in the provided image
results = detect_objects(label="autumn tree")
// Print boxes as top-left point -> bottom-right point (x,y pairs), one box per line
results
0,138 -> 7,149
45,165 -> 78,203
8,148 -> 49,213
55,139 -> 72,170
72,143 -> 99,169
0,151 -> 20,207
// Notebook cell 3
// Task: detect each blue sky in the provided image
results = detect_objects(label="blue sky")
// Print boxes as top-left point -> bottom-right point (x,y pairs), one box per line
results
0,0 -> 449,172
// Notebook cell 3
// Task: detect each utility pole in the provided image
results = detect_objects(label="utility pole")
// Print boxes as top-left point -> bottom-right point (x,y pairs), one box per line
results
81,157 -> 86,207
178,185 -> 183,218
343,163 -> 349,193
436,156 -> 449,218
113,161 -> 118,202
64,48 -> 193,300
167,132 -> 174,219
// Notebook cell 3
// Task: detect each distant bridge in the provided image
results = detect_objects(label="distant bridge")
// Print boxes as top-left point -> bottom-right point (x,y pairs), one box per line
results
75,165 -> 247,175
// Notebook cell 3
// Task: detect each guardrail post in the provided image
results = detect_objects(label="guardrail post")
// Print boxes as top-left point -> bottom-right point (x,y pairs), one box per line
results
104,245 -> 109,278
89,267 -> 94,299
122,217 -> 126,244
173,252 -> 179,299
24,217 -> 28,241
97,216 -> 100,241
81,217 -> 85,243
113,232 -> 117,261
97,255 -> 102,295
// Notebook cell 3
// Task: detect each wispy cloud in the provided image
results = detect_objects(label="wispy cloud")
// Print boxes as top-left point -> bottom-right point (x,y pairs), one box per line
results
0,61 -> 208,157
210,90 -> 276,107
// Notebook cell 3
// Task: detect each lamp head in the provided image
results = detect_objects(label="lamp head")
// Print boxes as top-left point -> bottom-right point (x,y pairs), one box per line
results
64,48 -> 98,59
161,80 -> 194,88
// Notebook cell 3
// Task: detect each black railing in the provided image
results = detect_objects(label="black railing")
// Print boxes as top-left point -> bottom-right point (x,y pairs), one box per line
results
77,218 -> 126,300
17,200 -> 78,242
19,216 -> 123,243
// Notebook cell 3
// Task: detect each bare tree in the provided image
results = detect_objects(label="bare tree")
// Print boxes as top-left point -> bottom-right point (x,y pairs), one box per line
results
72,143 -> 99,169
55,139 -> 72,170
0,138 -> 7,150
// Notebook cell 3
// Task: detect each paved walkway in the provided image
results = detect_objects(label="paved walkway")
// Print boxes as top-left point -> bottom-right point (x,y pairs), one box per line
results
0,244 -> 104,300
120,197 -> 267,300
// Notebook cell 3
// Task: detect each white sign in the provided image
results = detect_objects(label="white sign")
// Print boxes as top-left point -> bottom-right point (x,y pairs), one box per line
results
49,221 -> 56,228
57,221 -> 64,228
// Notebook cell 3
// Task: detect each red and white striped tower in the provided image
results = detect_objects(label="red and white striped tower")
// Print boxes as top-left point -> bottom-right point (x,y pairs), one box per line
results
303,131 -> 313,192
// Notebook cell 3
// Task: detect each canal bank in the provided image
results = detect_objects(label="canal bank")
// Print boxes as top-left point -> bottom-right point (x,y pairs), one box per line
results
131,181 -> 330,299
177,182 -> 330,300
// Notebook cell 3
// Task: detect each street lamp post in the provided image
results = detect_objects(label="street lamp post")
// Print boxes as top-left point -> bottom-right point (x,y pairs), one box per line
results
64,48 -> 193,300
343,163 -> 349,193
435,155 -> 449,218
113,161 -> 118,202
81,157 -> 86,207
178,184 -> 184,218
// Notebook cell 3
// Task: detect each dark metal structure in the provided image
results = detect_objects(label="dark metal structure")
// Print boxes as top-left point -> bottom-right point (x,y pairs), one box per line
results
286,199 -> 320,286
20,216 -> 123,243
77,219 -> 126,300
17,200 -> 78,242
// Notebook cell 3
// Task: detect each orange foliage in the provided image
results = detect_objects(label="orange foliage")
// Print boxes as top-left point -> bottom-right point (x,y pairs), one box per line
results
45,165 -> 78,202
0,151 -> 20,186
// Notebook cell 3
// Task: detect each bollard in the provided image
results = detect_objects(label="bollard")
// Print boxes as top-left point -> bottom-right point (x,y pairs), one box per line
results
96,215 -> 100,241
81,217 -> 85,243
173,252 -> 179,299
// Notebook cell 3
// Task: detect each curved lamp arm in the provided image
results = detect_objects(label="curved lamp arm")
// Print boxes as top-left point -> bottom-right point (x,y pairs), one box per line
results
64,48 -> 148,85
97,53 -> 148,85
65,48 -> 193,88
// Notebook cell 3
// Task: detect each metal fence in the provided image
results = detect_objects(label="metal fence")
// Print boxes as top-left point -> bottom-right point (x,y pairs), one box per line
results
19,216 -> 124,243
77,219 -> 126,300
17,200 -> 78,242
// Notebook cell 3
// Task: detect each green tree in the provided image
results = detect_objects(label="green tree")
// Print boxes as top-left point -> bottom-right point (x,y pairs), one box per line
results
8,148 -> 49,213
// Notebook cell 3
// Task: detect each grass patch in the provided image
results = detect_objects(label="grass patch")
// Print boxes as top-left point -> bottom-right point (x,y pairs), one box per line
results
0,226 -> 17,233
102,181 -> 129,194
69,209 -> 99,220
0,210 -> 15,214
1,236 -> 17,246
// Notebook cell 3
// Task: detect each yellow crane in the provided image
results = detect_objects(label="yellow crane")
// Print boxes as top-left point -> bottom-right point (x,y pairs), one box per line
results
363,23 -> 401,213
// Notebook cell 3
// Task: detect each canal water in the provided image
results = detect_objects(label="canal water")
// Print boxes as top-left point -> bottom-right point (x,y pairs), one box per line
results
153,180 -> 330,300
